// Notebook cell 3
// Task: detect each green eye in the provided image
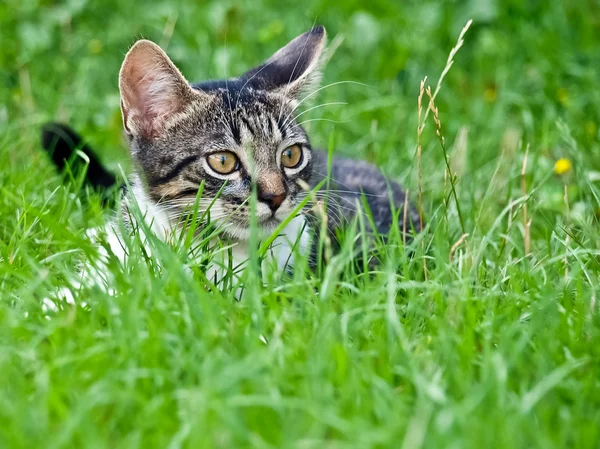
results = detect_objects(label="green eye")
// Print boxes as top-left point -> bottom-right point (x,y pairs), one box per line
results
207,151 -> 239,174
281,144 -> 303,168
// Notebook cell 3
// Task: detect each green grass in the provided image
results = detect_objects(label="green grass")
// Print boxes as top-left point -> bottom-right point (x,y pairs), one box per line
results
2,0 -> 600,447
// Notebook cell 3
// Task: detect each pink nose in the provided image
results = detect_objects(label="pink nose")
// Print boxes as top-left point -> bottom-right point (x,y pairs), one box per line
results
258,191 -> 286,212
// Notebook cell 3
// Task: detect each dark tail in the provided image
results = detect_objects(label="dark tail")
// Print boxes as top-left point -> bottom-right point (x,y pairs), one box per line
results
41,122 -> 118,190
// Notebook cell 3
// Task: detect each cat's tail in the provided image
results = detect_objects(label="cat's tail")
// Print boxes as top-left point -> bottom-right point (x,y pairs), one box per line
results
41,122 -> 118,190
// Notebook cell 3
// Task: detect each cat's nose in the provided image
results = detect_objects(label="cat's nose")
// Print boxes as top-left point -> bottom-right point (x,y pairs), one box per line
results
258,191 -> 286,212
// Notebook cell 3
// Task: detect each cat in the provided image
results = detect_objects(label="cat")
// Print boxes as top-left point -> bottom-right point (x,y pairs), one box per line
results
41,26 -> 420,302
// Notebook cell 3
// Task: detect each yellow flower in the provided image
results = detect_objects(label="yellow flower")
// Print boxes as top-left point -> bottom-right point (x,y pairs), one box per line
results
554,158 -> 572,175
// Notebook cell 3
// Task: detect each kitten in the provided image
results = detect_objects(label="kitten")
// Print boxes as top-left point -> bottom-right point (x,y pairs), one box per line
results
41,26 -> 420,300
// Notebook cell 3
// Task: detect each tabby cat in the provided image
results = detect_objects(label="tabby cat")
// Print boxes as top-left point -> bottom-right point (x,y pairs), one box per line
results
41,26 -> 420,298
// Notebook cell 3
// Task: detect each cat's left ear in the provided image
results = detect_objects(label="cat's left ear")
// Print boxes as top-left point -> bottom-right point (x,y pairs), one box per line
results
119,39 -> 209,140
241,26 -> 327,100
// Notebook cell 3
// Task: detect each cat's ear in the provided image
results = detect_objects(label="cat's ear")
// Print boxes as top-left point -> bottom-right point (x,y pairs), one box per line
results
242,26 -> 327,100
119,40 -> 204,138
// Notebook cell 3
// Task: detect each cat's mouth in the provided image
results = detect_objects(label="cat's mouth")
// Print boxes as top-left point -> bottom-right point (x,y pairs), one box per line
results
227,211 -> 281,226
219,200 -> 296,240
258,213 -> 280,225
220,213 -> 283,241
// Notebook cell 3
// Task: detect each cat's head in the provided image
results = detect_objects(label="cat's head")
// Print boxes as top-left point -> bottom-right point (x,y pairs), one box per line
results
118,26 -> 327,240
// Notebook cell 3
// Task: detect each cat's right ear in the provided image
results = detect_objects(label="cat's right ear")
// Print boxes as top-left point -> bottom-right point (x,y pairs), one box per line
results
119,40 -> 207,139
241,26 -> 327,101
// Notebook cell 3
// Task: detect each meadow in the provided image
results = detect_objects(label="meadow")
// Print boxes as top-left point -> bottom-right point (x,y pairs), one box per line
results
1,0 -> 600,447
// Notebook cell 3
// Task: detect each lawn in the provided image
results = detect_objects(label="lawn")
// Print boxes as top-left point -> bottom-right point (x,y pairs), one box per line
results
2,0 -> 600,447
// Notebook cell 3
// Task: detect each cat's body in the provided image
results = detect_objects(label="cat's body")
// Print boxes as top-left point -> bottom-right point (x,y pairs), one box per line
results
41,26 -> 420,301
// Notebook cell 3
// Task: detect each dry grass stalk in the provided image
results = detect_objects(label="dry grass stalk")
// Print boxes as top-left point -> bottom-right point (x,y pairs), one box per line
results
426,87 -> 466,234
417,78 -> 428,279
422,19 -> 473,124
413,18 -> 472,278
450,233 -> 469,262
417,77 -> 427,232
426,86 -> 443,141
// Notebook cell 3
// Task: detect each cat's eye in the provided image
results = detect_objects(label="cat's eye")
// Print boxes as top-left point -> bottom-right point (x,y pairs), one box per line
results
207,151 -> 239,174
281,144 -> 303,169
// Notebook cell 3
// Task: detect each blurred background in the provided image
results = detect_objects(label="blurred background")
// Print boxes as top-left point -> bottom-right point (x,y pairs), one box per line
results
1,3 -> 600,447
1,0 -> 599,229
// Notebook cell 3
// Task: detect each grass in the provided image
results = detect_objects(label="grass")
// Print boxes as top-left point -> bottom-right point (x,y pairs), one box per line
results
2,0 -> 600,447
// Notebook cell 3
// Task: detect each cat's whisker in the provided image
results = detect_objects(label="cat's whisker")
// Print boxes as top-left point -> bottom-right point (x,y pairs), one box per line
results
305,169 -> 356,192
179,196 -> 251,231
325,190 -> 387,198
158,195 -> 228,206
297,195 -> 351,225
157,199 -> 217,209
166,209 -> 229,223
315,204 -> 354,225
281,101 -> 347,129
289,80 -> 370,116
157,204 -> 212,217
309,169 -> 391,195
297,193 -> 372,227
305,187 -> 389,199
157,194 -> 218,203
297,118 -> 351,128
